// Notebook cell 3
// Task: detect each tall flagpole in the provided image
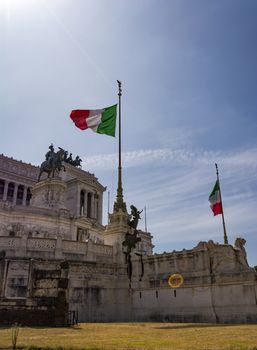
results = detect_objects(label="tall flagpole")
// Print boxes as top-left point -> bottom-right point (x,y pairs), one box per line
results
114,80 -> 126,212
144,205 -> 147,232
215,163 -> 228,244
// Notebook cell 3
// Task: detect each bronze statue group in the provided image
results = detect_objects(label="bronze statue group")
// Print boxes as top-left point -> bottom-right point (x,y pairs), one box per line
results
38,144 -> 82,181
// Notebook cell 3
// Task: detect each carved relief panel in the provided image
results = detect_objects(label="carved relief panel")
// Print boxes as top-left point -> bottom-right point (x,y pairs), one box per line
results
5,261 -> 29,298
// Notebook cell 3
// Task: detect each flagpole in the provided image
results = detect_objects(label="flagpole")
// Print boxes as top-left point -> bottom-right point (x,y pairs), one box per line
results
215,163 -> 228,244
144,205 -> 147,232
114,80 -> 126,212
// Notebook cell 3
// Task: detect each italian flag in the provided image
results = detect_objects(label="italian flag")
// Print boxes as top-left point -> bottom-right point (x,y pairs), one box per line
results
70,104 -> 117,137
209,180 -> 223,216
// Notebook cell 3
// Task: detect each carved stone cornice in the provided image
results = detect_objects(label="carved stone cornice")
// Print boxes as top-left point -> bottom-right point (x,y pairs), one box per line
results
0,154 -> 39,183
0,170 -> 36,186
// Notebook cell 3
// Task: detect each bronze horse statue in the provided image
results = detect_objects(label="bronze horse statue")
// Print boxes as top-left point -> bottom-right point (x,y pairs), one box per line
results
38,148 -> 66,181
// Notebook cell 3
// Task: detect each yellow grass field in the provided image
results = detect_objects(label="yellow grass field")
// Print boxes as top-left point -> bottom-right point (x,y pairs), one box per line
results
0,323 -> 257,350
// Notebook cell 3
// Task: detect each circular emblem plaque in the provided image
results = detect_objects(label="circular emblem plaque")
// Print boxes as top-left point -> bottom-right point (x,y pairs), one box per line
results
168,273 -> 184,289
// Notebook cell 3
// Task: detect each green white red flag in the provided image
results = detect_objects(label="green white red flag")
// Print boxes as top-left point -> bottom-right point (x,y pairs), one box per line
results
70,104 -> 117,137
209,180 -> 223,216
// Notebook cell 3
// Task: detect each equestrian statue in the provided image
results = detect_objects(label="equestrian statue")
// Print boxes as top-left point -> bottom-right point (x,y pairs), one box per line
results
38,144 -> 83,181
38,144 -> 66,181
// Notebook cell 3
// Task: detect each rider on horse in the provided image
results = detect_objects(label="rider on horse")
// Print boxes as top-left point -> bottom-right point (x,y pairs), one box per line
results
45,144 -> 55,165
38,144 -> 65,181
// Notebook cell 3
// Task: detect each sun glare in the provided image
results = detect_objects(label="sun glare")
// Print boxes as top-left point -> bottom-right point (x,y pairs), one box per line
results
6,0 -> 36,8
4,0 -> 38,20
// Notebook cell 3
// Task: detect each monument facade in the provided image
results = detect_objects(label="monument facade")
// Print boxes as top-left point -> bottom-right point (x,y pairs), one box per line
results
0,149 -> 256,325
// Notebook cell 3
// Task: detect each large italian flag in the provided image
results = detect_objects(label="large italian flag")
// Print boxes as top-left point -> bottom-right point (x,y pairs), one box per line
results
70,104 -> 117,137
209,180 -> 223,216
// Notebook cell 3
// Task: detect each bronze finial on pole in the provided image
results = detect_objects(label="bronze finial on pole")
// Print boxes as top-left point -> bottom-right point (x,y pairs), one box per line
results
215,163 -> 228,244
114,80 -> 126,212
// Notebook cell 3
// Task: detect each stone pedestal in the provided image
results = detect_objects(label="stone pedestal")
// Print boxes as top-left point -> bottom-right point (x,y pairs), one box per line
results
31,178 -> 67,210
104,209 -> 130,264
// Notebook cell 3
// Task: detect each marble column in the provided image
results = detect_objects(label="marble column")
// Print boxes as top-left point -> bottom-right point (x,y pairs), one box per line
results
98,193 -> 103,224
12,183 -> 18,205
86,192 -> 91,218
76,186 -> 81,216
79,188 -> 83,216
95,196 -> 98,221
3,181 -> 9,201
22,186 -> 28,206
91,193 -> 96,219
83,190 -> 87,217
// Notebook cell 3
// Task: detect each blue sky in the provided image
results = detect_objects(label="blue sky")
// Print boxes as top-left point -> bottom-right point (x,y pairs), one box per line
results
1,0 -> 257,266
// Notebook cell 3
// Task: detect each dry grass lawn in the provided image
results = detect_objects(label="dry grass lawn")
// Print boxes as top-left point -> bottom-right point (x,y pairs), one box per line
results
0,323 -> 257,350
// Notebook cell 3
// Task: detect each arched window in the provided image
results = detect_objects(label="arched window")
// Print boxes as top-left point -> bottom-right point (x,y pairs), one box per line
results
26,188 -> 32,205
7,183 -> 15,202
0,180 -> 5,200
80,190 -> 85,216
16,185 -> 24,205
87,193 -> 92,218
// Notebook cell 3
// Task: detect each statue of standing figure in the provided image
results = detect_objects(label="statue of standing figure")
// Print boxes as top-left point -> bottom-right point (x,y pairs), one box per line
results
234,237 -> 249,267
129,205 -> 143,230
123,204 -> 143,286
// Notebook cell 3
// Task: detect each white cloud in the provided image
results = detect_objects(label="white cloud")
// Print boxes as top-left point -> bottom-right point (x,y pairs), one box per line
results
96,146 -> 257,266
83,146 -> 257,171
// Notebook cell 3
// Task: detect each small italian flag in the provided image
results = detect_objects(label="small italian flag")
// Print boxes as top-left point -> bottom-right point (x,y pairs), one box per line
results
70,104 -> 117,137
209,180 -> 223,216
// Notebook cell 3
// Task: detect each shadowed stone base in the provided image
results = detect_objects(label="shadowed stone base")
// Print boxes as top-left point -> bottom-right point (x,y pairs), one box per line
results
31,178 -> 67,210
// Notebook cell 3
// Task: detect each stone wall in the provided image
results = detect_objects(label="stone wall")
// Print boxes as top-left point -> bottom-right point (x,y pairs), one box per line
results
67,261 -> 132,322
0,238 -> 257,324
130,241 -> 257,323
0,259 -> 69,326
0,255 -> 132,325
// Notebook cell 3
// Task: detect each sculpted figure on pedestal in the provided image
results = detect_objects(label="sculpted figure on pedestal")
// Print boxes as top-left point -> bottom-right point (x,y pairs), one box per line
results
234,237 -> 249,267
72,156 -> 82,168
38,145 -> 66,181
122,205 -> 143,285
66,153 -> 73,164
45,144 -> 55,164
128,205 -> 143,230
38,145 -> 83,181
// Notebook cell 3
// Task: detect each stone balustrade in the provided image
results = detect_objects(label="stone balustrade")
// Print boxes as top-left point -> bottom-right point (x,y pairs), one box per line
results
93,243 -> 113,257
0,236 -> 113,262
0,236 -> 21,249
27,238 -> 56,250
62,240 -> 87,253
